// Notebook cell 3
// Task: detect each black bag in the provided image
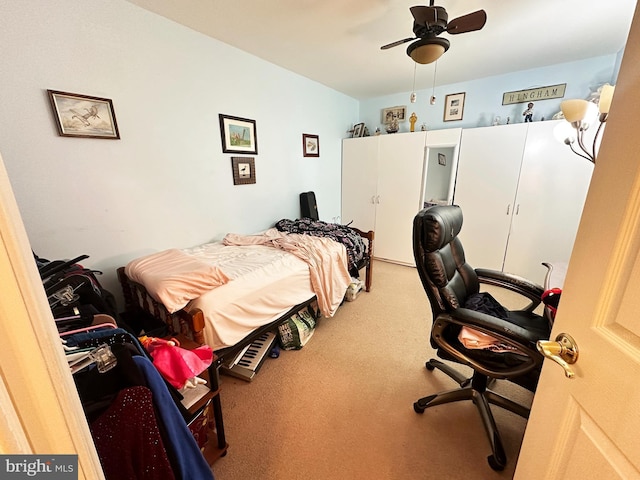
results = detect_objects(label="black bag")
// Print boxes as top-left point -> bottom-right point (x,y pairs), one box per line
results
36,253 -> 119,326
300,191 -> 319,220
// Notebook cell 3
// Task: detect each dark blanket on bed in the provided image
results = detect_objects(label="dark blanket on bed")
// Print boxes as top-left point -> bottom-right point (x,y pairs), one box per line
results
275,218 -> 366,276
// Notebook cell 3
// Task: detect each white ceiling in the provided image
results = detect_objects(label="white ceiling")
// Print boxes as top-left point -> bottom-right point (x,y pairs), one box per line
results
126,0 -> 637,100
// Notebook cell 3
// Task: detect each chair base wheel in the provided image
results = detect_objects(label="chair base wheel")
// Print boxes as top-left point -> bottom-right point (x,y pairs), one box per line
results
413,393 -> 437,413
488,454 -> 505,471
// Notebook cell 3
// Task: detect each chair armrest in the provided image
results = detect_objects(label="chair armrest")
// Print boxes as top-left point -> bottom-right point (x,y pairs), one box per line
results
432,309 -> 544,379
475,268 -> 544,313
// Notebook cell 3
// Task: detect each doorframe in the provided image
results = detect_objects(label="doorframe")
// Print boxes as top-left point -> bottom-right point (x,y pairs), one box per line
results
0,153 -> 104,479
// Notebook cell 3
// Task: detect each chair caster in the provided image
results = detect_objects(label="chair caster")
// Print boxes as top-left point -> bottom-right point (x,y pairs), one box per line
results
425,361 -> 436,371
487,454 -> 505,471
413,394 -> 436,413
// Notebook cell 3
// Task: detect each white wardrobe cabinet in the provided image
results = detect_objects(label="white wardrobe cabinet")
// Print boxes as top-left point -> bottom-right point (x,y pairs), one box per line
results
342,129 -> 461,266
453,120 -> 593,285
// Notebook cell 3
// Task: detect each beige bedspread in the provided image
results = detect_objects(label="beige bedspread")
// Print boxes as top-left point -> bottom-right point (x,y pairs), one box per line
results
124,248 -> 230,313
124,229 -> 352,350
222,228 -> 352,317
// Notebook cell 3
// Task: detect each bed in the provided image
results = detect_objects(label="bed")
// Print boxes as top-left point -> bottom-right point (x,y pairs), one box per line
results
117,221 -> 374,365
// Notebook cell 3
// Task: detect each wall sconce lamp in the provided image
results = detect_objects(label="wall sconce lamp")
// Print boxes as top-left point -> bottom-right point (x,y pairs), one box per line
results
555,84 -> 615,163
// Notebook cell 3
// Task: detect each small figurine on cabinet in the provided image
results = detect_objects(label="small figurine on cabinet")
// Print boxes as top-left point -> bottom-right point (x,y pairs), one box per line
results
409,112 -> 417,132
386,114 -> 399,134
523,102 -> 534,122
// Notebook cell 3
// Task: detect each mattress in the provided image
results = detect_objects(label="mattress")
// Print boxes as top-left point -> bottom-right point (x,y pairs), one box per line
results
182,243 -> 315,350
125,238 -> 351,351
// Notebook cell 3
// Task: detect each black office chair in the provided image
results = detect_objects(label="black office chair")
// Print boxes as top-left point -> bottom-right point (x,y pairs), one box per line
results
412,205 -> 551,471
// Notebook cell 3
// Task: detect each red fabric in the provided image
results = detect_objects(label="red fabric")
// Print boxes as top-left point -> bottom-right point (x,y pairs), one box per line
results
542,288 -> 562,319
90,386 -> 176,480
141,337 -> 213,389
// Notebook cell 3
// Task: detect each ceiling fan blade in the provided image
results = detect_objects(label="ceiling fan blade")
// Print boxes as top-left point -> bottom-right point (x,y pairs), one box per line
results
446,9 -> 487,34
409,6 -> 437,25
380,37 -> 416,50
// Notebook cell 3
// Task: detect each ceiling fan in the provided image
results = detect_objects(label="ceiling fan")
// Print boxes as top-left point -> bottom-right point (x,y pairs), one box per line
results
381,2 -> 487,64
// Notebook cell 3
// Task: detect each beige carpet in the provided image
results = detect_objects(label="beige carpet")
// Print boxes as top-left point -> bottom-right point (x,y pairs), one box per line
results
211,260 -> 533,480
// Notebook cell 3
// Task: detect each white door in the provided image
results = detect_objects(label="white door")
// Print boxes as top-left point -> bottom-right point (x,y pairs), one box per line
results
515,5 -> 640,477
341,136 -> 379,231
454,123 -> 528,271
375,131 -> 426,265
425,127 -> 462,205
503,120 -> 593,285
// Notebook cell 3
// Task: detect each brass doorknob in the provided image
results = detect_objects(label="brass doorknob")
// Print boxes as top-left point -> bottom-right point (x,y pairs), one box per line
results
536,333 -> 579,379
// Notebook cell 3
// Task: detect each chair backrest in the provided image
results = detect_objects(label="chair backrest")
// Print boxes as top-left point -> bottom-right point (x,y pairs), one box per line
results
413,205 -> 480,320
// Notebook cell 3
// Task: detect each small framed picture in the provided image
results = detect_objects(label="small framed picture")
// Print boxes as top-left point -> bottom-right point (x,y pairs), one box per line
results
438,153 -> 447,166
353,123 -> 365,138
47,90 -> 120,139
381,105 -> 407,124
443,93 -> 466,122
302,134 -> 320,157
219,114 -> 258,154
231,157 -> 256,185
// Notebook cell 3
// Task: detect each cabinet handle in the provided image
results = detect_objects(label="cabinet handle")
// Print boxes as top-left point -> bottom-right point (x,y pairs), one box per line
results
506,204 -> 511,215
371,195 -> 376,204
376,195 -> 381,204
516,204 -> 520,215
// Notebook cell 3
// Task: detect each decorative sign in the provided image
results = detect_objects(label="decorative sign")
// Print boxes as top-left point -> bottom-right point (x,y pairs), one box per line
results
502,83 -> 566,105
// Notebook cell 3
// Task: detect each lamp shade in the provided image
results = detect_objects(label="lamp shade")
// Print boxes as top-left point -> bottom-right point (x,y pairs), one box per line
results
599,84 -> 615,114
553,121 -> 576,145
407,37 -> 450,64
560,99 -> 590,123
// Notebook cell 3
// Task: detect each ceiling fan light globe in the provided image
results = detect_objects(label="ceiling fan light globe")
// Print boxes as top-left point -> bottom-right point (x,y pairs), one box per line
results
407,37 -> 450,64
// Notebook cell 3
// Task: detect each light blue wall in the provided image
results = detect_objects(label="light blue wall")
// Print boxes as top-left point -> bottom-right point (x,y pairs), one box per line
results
359,54 -> 619,134
0,0 -> 358,297
0,0 -> 624,300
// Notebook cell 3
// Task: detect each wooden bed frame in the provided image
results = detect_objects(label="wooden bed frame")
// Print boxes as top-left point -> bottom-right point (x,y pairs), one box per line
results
117,228 -> 374,365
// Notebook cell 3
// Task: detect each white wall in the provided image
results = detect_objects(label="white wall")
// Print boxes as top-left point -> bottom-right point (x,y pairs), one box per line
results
359,54 -> 619,134
0,0 -> 358,298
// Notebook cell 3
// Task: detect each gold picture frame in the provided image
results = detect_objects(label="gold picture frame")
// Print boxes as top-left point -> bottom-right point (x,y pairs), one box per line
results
381,105 -> 406,124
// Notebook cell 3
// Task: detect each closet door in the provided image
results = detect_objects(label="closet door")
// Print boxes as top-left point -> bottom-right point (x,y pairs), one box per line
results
341,136 -> 379,231
375,131 -> 426,265
454,124 -> 528,271
503,120 -> 594,284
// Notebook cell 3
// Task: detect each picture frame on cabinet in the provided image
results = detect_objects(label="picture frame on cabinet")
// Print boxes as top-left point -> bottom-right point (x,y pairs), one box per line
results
438,153 -> 447,166
353,123 -> 365,138
443,93 -> 466,122
47,90 -> 120,139
302,134 -> 320,157
219,114 -> 258,154
381,105 -> 406,124
231,157 -> 256,185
